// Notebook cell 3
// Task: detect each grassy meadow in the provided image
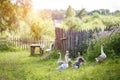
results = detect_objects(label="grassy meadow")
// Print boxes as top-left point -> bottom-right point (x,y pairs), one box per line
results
0,51 -> 120,80
1,0 -> 120,80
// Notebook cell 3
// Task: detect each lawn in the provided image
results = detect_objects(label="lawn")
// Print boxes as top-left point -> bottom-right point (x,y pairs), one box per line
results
0,51 -> 120,80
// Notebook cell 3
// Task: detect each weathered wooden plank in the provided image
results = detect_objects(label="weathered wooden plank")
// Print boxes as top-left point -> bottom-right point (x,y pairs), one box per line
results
54,27 -> 95,57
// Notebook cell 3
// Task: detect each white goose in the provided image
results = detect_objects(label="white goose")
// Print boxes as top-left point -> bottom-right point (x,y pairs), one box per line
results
57,51 -> 69,71
57,52 -> 64,66
66,51 -> 72,67
95,44 -> 107,63
46,43 -> 54,53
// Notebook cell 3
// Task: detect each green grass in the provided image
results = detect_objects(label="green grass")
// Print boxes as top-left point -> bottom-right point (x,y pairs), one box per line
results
0,51 -> 120,80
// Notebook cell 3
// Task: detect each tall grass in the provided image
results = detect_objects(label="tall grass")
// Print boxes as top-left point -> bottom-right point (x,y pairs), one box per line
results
0,51 -> 120,80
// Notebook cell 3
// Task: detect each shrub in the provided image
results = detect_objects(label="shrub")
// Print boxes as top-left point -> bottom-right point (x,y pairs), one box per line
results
84,41 -> 101,61
85,30 -> 120,61
104,31 -> 120,57
0,42 -> 20,52
48,50 -> 59,59
41,50 -> 60,60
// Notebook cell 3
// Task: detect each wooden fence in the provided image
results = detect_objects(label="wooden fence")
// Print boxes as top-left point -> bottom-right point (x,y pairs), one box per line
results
54,28 -> 93,57
0,37 -> 7,43
7,37 -> 54,50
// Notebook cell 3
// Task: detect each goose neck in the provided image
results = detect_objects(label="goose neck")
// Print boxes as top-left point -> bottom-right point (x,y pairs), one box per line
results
101,45 -> 104,54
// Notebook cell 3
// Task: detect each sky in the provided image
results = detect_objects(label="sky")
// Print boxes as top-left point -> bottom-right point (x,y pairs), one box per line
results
32,0 -> 120,12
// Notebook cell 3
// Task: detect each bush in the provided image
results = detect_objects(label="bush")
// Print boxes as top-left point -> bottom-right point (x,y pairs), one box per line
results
105,31 -> 120,57
41,50 -> 60,60
85,30 -> 120,61
84,41 -> 101,61
0,42 -> 20,52
48,50 -> 59,59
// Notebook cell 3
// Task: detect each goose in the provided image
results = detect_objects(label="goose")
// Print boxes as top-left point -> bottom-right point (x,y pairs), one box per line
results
73,52 -> 85,69
46,43 -> 54,53
57,52 -> 64,66
66,51 -> 72,67
57,51 -> 69,71
40,44 -> 45,55
95,44 -> 107,63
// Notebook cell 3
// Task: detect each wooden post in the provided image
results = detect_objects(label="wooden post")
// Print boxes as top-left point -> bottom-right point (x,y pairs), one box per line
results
30,46 -> 35,55
40,47 -> 44,56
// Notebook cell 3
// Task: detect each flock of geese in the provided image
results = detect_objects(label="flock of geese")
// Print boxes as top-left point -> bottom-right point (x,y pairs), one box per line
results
56,44 -> 107,71
57,51 -> 85,71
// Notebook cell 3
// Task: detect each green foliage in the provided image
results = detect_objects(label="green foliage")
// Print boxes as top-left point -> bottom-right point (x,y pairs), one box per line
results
29,18 -> 55,40
76,8 -> 87,19
76,42 -> 88,57
113,10 -> 120,16
102,15 -> 120,30
0,36 -> 21,52
0,0 -> 33,37
30,21 -> 42,39
63,10 -> 120,31
88,9 -> 110,15
40,19 -> 55,40
0,42 -> 20,52
0,0 -> 17,32
43,50 -> 59,60
1,0 -> 120,41
65,5 -> 76,18
80,43 -> 88,54
104,31 -> 120,57
84,41 -> 101,61
63,13 -> 106,31
92,13 -> 102,19
15,0 -> 32,17
82,17 -> 106,31
63,17 -> 82,30
82,13 -> 106,31
85,30 -> 120,61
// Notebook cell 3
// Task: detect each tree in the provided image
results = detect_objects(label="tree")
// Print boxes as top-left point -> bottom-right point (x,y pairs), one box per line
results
113,10 -> 120,16
76,8 -> 86,19
88,10 -> 100,15
65,5 -> 76,18
63,17 -> 82,30
102,15 -> 120,30
99,9 -> 110,15
30,21 -> 42,39
15,0 -> 32,17
0,0 -> 18,33
38,9 -> 52,20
